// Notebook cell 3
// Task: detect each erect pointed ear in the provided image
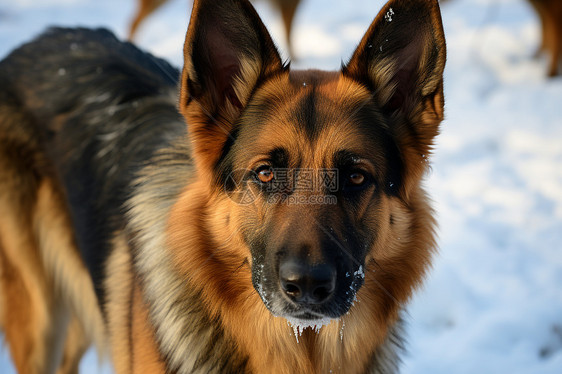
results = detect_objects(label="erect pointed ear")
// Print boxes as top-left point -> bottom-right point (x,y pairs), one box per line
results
180,0 -> 284,173
344,0 -> 446,124
343,0 -> 446,197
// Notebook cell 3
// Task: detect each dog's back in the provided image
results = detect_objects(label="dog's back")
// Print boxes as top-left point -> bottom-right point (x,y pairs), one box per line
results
0,28 -> 186,373
1,28 -> 186,297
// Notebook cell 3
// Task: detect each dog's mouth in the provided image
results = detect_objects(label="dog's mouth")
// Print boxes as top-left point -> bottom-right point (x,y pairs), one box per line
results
290,311 -> 326,320
278,295 -> 350,318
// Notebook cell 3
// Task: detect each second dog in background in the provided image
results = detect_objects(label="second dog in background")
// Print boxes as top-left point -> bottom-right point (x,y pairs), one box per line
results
528,0 -> 562,76
129,0 -> 302,58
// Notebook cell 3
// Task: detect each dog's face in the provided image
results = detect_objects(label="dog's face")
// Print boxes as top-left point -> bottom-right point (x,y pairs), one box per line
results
180,0 -> 445,323
222,72 -> 403,320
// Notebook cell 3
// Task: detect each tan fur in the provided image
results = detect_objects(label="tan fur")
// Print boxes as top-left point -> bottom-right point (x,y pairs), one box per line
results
131,281 -> 167,372
34,181 -> 106,357
529,0 -> 562,76
129,0 -> 168,41
105,234 -> 167,372
0,177 -> 105,374
57,316 -> 89,374
103,233 -> 168,373
0,116 -> 61,372
365,56 -> 397,102
271,0 -> 301,58
232,58 -> 265,111
0,241 -> 52,374
0,105 -> 103,372
0,174 -> 63,373
104,234 -> 134,373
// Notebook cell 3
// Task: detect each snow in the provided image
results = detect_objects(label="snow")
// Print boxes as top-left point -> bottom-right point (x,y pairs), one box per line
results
1,0 -> 561,373
286,317 -> 335,343
385,8 -> 394,23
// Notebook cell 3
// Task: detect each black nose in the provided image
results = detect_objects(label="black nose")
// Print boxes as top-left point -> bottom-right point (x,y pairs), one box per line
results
279,259 -> 336,305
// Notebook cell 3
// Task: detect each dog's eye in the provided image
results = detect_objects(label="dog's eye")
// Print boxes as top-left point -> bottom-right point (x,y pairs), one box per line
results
348,172 -> 366,186
257,167 -> 274,183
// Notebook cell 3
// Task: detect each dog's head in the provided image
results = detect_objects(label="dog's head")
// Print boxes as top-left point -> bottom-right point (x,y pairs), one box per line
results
179,0 -> 445,324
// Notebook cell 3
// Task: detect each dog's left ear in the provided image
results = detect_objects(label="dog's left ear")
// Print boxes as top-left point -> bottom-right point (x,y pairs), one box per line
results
343,0 -> 446,195
344,0 -> 446,119
180,0 -> 284,172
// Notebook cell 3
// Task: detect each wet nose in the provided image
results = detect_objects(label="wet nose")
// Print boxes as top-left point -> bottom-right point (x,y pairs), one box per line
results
279,259 -> 336,305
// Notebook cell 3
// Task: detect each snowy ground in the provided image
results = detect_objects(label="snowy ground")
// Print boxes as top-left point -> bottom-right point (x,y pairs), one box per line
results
1,0 -> 561,373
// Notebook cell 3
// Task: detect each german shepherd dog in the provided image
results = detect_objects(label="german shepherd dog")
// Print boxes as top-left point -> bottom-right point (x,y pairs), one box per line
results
0,0 -> 446,372
129,0 -> 301,58
528,0 -> 562,76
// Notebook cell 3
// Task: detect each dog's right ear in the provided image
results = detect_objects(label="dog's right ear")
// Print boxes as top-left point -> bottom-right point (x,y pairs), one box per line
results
180,0 -> 284,173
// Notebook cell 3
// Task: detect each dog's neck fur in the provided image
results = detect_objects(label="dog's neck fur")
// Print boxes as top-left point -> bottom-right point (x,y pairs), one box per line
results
128,149 -> 409,373
144,176 -> 407,373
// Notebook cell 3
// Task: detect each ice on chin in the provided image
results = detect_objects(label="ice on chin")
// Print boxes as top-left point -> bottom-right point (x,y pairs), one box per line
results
285,316 -> 337,343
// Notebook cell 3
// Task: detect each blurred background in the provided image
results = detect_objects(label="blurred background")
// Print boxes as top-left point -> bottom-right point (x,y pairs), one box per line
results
0,0 -> 561,373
